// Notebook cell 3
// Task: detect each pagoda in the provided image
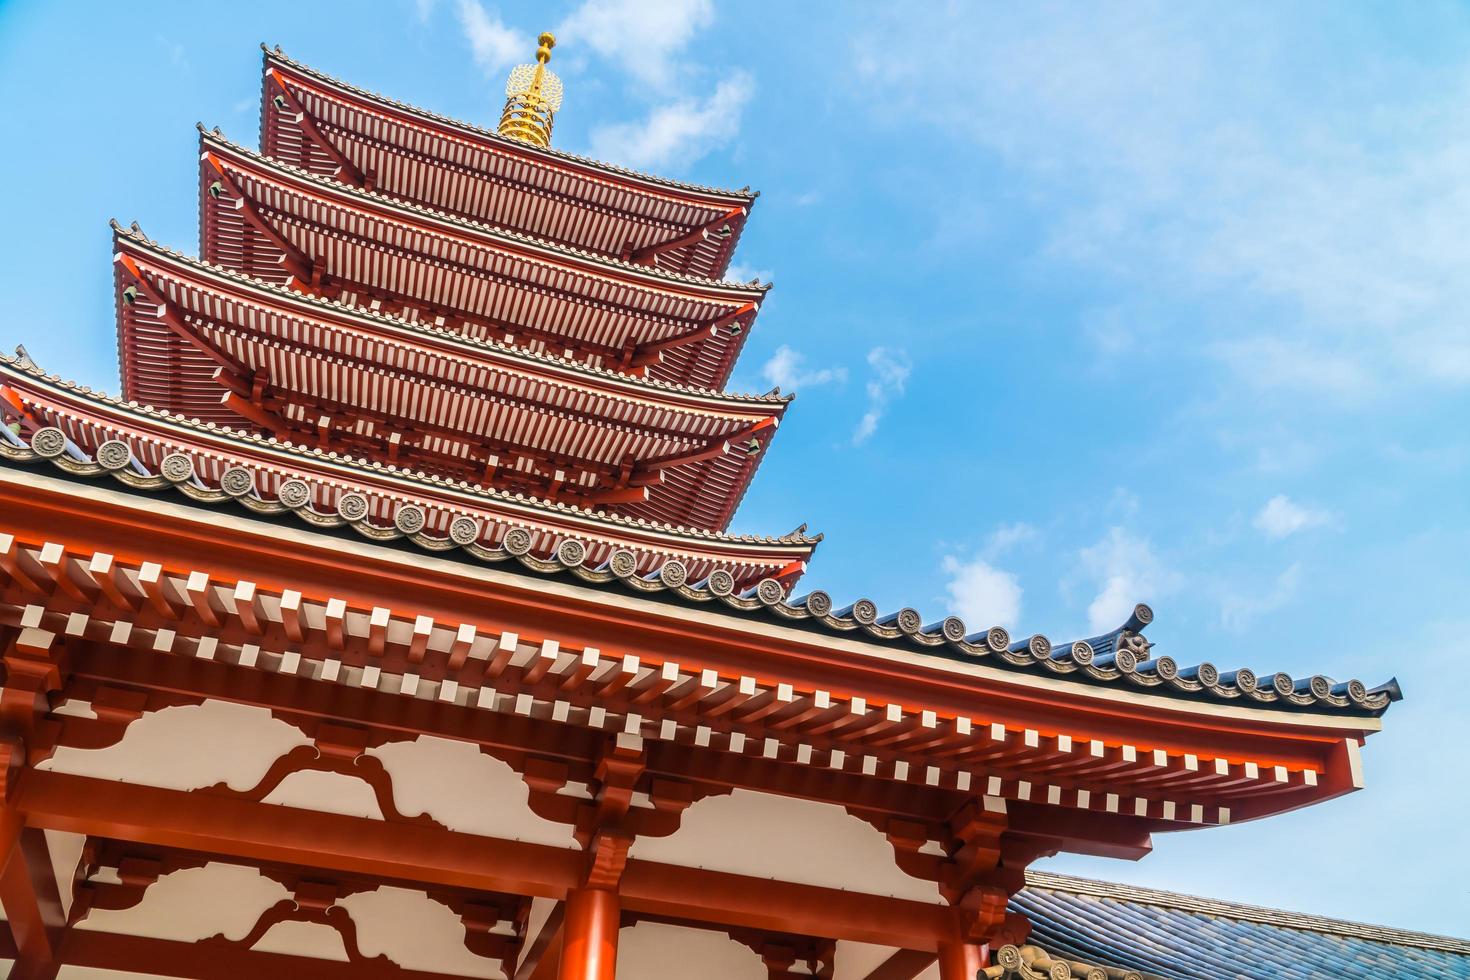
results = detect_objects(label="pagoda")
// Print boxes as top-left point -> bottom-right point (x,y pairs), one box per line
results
0,36 -> 1401,980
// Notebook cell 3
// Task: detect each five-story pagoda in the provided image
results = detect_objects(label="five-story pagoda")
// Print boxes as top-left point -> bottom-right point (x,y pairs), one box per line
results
0,34 -> 1397,980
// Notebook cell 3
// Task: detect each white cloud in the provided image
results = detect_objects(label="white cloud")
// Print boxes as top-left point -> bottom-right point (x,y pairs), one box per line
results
1078,527 -> 1180,634
1219,562 -> 1301,631
457,0 -> 526,77
557,0 -> 713,89
852,347 -> 912,445
588,72 -> 752,170
851,7 -> 1470,397
760,345 -> 846,393
1254,494 -> 1331,539
724,262 -> 772,284
942,556 -> 1023,629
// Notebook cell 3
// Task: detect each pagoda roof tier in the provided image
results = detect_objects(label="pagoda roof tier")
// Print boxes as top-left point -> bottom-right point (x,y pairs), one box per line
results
261,46 -> 755,281
0,355 -> 1391,721
0,461 -> 1390,839
114,228 -> 785,530
0,355 -> 817,589
198,131 -> 763,391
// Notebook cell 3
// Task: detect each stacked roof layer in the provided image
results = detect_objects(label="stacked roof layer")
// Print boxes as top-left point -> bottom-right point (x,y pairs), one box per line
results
1014,871 -> 1470,980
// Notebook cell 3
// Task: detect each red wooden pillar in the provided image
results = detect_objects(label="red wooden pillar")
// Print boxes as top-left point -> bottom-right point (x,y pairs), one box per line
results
935,937 -> 984,980
557,887 -> 620,980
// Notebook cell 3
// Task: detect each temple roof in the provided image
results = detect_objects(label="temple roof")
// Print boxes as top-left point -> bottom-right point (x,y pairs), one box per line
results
0,354 -> 817,587
199,130 -> 763,393
114,227 -> 784,530
260,46 -> 755,280
0,365 -> 1394,718
1014,871 -> 1470,980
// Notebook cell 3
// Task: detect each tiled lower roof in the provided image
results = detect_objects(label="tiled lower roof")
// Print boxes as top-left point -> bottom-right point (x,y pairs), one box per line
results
1015,871 -> 1470,980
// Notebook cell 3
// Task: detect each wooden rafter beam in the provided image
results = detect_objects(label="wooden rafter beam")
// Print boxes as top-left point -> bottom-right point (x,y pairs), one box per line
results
201,154 -> 315,283
266,69 -> 370,189
59,929 -> 488,980
862,948 -> 939,980
514,902 -> 564,980
16,769 -> 952,949
626,207 -> 744,265
0,823 -> 64,980
115,255 -> 243,376
627,302 -> 755,369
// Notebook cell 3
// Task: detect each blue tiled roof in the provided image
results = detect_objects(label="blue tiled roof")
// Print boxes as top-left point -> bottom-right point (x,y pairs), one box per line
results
1013,871 -> 1470,980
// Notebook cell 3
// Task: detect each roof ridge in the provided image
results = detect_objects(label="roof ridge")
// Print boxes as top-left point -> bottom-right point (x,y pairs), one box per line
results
262,45 -> 760,203
1,354 -> 814,547
1022,870 -> 1470,954
0,412 -> 1393,717
201,126 -> 770,294
113,222 -> 791,408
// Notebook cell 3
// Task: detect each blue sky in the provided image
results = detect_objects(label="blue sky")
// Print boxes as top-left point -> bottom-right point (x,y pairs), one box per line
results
2,0 -> 1466,937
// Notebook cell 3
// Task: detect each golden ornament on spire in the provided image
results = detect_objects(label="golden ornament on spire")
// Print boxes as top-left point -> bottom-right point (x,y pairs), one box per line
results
498,32 -> 563,148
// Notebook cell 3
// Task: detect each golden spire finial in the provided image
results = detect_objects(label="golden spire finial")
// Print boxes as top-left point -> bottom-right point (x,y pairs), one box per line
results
498,32 -> 562,148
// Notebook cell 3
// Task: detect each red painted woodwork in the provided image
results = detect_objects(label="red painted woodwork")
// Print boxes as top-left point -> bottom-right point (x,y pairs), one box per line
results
559,888 -> 620,980
936,936 -> 985,980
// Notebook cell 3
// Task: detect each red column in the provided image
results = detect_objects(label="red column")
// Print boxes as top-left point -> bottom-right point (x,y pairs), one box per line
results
935,937 -> 984,980
557,887 -> 620,980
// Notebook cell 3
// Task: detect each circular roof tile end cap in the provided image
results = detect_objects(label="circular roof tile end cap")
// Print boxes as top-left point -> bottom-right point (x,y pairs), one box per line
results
658,560 -> 688,589
448,515 -> 481,546
607,549 -> 639,579
1069,640 -> 1095,666
895,607 -> 922,635
706,568 -> 736,597
851,598 -> 879,626
160,453 -> 195,484
804,590 -> 832,617
940,616 -> 966,642
219,466 -> 255,498
1027,634 -> 1052,660
30,427 -> 68,459
336,491 -> 370,523
755,578 -> 785,606
1124,602 -> 1154,632
555,538 -> 588,569
277,478 -> 312,510
393,503 -> 427,536
96,439 -> 134,471
502,526 -> 534,557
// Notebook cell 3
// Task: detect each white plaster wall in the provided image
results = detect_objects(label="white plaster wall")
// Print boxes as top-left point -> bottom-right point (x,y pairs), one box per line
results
628,790 -> 942,903
369,736 -> 577,847
44,831 -> 87,920
340,886 -> 502,977
617,921 -> 766,980
261,770 -> 385,819
77,863 -> 288,942
40,701 -> 310,791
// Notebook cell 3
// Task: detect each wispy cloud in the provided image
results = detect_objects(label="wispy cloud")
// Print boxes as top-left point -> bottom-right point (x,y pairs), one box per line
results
851,6 -> 1470,399
1219,562 -> 1302,631
1254,494 -> 1332,539
724,262 -> 772,285
557,0 -> 713,89
1078,527 -> 1181,633
760,345 -> 846,393
457,0 -> 526,77
852,347 -> 911,445
588,72 -> 752,170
